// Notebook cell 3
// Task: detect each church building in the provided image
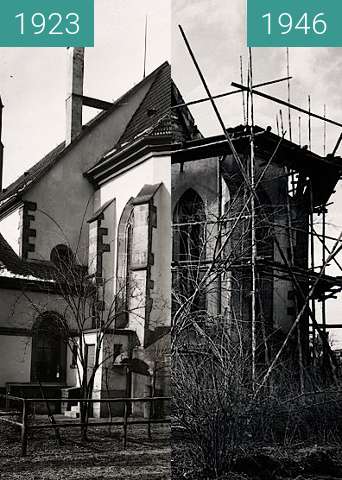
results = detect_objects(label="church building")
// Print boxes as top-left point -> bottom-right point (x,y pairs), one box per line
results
0,48 -> 341,414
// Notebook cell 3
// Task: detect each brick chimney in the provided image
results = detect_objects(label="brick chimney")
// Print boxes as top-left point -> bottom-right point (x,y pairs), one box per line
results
66,48 -> 84,145
0,96 -> 3,191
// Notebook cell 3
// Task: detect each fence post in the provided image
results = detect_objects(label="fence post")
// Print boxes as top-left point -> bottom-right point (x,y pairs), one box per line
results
147,398 -> 152,440
5,388 -> 9,410
123,400 -> 128,448
21,399 -> 28,457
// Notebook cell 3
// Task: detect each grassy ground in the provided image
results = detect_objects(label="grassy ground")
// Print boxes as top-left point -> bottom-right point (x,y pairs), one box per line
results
0,422 -> 170,479
172,438 -> 342,480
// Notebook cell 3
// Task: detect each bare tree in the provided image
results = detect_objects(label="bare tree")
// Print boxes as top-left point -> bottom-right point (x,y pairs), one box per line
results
19,217 -> 146,441
171,153 -> 342,476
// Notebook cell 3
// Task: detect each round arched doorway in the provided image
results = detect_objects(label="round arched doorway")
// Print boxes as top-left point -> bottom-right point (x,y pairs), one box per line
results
31,313 -> 67,383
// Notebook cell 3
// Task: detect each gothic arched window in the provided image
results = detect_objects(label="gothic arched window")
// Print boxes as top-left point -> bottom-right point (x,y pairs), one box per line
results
173,189 -> 206,262
172,189 -> 206,315
116,199 -> 134,328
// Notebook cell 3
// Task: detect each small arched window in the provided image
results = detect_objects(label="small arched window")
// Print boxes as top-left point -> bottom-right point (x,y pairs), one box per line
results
50,244 -> 75,268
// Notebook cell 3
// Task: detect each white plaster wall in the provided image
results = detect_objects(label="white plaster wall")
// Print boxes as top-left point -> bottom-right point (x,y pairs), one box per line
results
0,207 -> 21,254
0,287 -> 77,388
66,347 -> 78,387
102,200 -> 116,307
22,78 -> 154,265
129,270 -> 147,345
150,184 -> 172,330
78,331 -> 103,418
101,333 -> 128,393
100,153 -> 171,345
26,155 -> 93,264
0,288 -> 72,330
0,335 -> 31,386
101,154 -> 171,225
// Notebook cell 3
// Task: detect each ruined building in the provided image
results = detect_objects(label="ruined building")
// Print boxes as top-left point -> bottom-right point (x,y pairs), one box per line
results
172,122 -> 342,371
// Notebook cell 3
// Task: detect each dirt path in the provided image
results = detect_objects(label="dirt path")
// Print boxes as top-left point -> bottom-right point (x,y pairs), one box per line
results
0,423 -> 170,479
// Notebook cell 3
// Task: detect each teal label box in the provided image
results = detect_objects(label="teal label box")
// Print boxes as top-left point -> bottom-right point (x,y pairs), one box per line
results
0,0 -> 94,47
248,0 -> 341,47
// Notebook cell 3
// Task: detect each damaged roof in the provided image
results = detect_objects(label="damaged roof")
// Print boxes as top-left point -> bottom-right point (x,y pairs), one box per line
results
172,124 -> 342,207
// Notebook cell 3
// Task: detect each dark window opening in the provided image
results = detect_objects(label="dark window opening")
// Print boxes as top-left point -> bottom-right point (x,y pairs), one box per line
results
173,189 -> 206,315
31,314 -> 66,383
113,343 -> 123,364
125,217 -> 133,315
50,244 -> 75,269
71,343 -> 78,369
116,199 -> 135,329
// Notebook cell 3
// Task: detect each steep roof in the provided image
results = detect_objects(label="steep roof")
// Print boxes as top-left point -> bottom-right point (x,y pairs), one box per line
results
0,142 -> 66,214
91,63 -> 173,170
0,233 -> 89,289
0,61 -> 171,215
118,62 -> 171,145
0,233 -> 26,276
0,233 -> 55,281
88,65 -> 201,176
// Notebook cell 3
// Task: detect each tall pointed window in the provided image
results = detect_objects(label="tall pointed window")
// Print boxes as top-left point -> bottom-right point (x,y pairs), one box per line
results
116,199 -> 134,329
125,213 -> 134,315
172,189 -> 206,315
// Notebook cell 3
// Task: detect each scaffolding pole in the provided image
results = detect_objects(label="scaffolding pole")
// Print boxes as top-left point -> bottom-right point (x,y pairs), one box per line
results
309,179 -> 316,360
308,95 -> 312,150
172,76 -> 292,109
286,48 -> 292,142
232,82 -> 342,129
249,47 -> 257,389
273,234 -> 340,380
285,165 -> 304,392
257,232 -> 342,394
240,55 -> 246,125
322,206 -> 327,335
178,24 -> 252,195
177,23 -> 341,390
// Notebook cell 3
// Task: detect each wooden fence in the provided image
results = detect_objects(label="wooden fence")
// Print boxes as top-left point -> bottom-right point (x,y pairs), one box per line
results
0,394 -> 171,456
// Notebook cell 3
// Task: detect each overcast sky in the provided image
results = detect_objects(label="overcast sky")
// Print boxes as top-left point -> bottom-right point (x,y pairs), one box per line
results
1,0 -> 341,344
